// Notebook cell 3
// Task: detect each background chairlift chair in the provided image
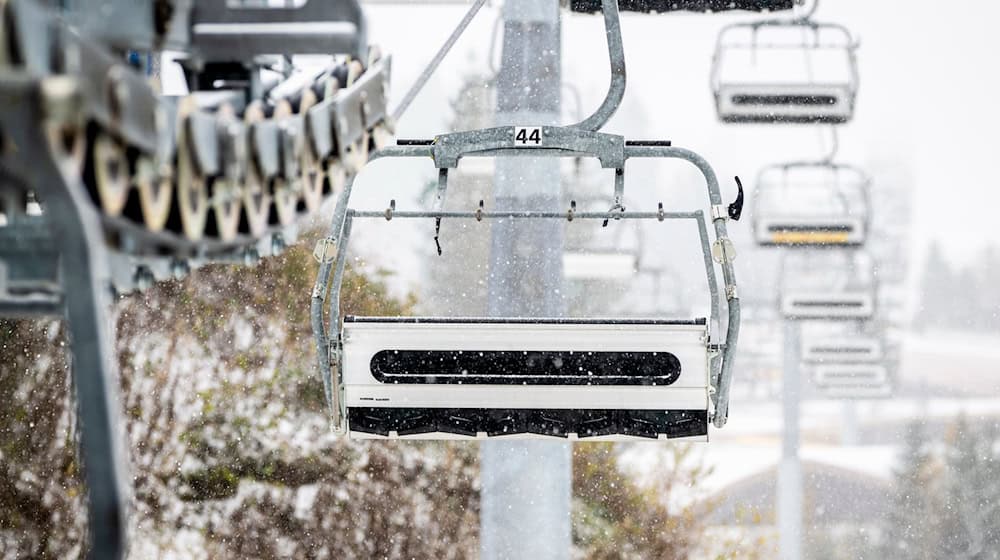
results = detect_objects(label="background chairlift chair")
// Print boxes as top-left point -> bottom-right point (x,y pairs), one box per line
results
310,132 -> 742,441
812,363 -> 891,399
800,316 -> 884,364
711,17 -> 859,124
752,161 -> 871,247
801,335 -> 882,364
779,249 -> 876,320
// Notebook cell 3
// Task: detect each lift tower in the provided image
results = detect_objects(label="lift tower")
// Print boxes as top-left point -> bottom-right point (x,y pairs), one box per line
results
481,1 -> 571,558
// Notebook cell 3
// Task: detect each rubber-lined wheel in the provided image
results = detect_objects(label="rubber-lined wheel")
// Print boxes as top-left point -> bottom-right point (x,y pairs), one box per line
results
91,133 -> 130,215
242,102 -> 272,236
176,130 -> 208,241
299,87 -> 325,212
272,100 -> 302,222
44,121 -> 85,181
341,60 -> 369,174
325,159 -> 347,198
272,178 -> 298,226
134,156 -> 173,232
210,179 -> 242,241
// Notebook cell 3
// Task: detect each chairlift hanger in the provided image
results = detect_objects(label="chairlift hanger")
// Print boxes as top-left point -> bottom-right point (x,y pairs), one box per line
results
710,5 -> 861,124
310,0 -> 743,440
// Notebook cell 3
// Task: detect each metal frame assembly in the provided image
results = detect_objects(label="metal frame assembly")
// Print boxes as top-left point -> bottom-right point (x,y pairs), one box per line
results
711,14 -> 860,123
311,0 -> 743,440
0,1 -> 392,557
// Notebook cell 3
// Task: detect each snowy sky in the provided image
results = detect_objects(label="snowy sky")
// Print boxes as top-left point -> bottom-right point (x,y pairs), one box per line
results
363,1 -> 1000,269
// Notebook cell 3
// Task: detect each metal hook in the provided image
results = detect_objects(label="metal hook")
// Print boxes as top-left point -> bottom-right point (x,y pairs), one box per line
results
657,202 -> 665,222
567,200 -> 576,222
729,177 -> 744,221
434,216 -> 443,256
475,200 -> 484,222
384,199 -> 395,221
602,200 -> 625,228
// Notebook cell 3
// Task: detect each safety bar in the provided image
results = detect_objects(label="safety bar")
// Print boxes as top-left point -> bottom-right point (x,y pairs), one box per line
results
754,160 -> 872,225
710,18 -> 859,91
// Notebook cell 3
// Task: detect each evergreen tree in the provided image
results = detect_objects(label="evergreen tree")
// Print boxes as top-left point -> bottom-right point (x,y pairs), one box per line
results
939,417 -> 1000,559
916,241 -> 955,330
880,421 -> 945,559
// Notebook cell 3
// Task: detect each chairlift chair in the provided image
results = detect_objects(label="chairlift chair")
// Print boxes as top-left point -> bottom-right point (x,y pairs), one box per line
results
711,18 -> 859,123
801,336 -> 882,363
753,161 -> 870,247
308,0 -> 743,441
813,363 -> 891,399
311,132 -> 742,441
779,250 -> 876,320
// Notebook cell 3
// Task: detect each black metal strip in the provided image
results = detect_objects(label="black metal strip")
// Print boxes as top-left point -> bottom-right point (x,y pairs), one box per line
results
732,94 -> 839,106
369,349 -> 682,386
344,315 -> 706,326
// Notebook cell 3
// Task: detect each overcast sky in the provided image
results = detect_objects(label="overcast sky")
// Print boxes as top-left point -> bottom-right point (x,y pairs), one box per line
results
363,1 -> 1000,270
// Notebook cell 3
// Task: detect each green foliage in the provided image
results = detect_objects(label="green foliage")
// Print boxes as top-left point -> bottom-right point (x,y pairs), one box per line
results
572,442 -> 712,559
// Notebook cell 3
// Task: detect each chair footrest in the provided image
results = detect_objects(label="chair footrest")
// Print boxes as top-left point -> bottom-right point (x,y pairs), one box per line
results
347,407 -> 707,440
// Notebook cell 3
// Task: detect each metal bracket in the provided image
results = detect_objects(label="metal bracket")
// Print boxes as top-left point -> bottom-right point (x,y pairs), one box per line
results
312,238 -> 338,263
431,126 -> 626,169
712,237 -> 737,264
711,204 -> 728,221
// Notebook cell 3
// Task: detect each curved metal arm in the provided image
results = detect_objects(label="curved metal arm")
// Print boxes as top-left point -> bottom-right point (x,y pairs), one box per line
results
572,0 -> 626,132
711,18 -> 859,91
624,146 -> 740,428
310,177 -> 358,430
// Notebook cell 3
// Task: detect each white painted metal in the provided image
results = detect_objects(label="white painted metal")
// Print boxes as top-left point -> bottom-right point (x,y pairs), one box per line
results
342,320 -> 710,410
819,383 -> 892,400
562,252 -> 637,280
801,336 -> 882,363
716,83 -> 853,123
781,291 -> 874,320
814,363 -> 888,386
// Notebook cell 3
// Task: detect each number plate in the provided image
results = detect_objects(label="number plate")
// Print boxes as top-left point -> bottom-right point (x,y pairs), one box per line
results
513,126 -> 543,147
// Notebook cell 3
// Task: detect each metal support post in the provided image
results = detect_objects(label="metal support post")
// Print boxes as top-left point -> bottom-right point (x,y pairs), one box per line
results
779,319 -> 802,560
480,1 -> 571,559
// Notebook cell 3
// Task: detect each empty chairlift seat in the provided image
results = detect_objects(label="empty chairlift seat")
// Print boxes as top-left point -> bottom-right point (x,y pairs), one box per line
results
753,163 -> 870,247
711,20 -> 859,123
342,317 -> 712,440
779,250 -> 876,320
813,363 -> 891,399
801,336 -> 882,363
310,126 -> 741,442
